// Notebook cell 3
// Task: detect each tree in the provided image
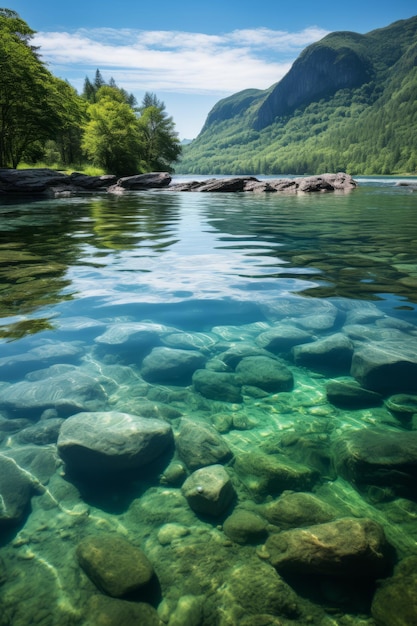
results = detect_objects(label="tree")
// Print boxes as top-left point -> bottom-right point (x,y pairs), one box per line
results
0,9 -> 84,168
81,86 -> 143,176
138,93 -> 182,171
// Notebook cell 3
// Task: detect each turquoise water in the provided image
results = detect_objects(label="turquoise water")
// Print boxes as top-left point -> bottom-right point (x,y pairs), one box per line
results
1,177 -> 417,624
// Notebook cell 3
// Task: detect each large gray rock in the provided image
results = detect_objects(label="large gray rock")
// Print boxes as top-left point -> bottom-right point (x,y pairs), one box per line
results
57,412 -> 173,473
259,492 -> 336,529
333,428 -> 417,497
192,369 -> 242,403
293,332 -> 354,371
0,454 -> 39,527
326,379 -> 383,408
76,534 -> 154,597
114,172 -> 172,190
265,517 -> 390,577
0,168 -> 117,195
0,367 -> 107,418
351,340 -> 417,393
85,597 -> 160,626
176,418 -> 232,470
95,322 -> 170,346
141,346 -> 205,384
256,325 -> 313,353
235,355 -> 294,393
181,464 -> 235,516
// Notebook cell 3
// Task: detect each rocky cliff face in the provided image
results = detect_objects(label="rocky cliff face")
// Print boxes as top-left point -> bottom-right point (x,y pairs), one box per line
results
253,33 -> 373,130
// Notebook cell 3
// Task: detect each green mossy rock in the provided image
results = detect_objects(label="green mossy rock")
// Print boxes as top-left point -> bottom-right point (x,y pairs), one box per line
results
223,508 -> 268,544
235,356 -> 294,393
76,534 -> 154,597
259,491 -> 336,529
371,556 -> 417,626
85,595 -> 160,625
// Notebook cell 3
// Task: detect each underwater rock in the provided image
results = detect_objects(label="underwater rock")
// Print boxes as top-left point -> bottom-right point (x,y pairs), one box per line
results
95,321 -> 169,346
167,594 -> 203,626
16,418 -> 64,445
261,296 -> 337,323
0,366 -> 107,418
0,341 -> 83,380
371,556 -> 417,626
192,369 -> 243,403
162,330 -> 218,351
333,428 -> 417,497
217,342 -> 272,369
160,459 -> 187,486
235,356 -> 294,393
3,445 -> 60,485
326,379 -> 383,408
0,416 -> 31,433
0,555 -> 6,584
234,452 -> 319,500
58,412 -> 173,473
0,454 -> 38,527
176,418 -> 232,470
256,324 -> 313,354
181,464 -> 235,516
259,491 -> 337,529
223,508 -> 268,544
157,523 -> 190,545
222,560 -> 300,619
76,534 -> 154,597
293,333 -> 354,372
85,596 -> 160,626
141,346 -> 205,384
350,340 -> 417,393
385,394 -> 417,421
265,517 -> 390,577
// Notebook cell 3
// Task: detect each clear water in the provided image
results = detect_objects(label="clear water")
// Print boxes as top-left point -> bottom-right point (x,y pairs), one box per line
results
0,176 -> 417,625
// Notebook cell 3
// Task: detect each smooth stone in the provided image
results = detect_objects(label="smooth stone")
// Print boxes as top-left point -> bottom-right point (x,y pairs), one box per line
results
117,171 -> 172,189
223,509 -> 267,544
293,333 -> 354,371
157,523 -> 189,545
0,341 -> 83,380
176,418 -> 232,470
350,340 -> 417,393
333,428 -> 417,497
181,464 -> 235,516
76,534 -> 154,597
235,356 -> 294,393
265,517 -> 390,577
224,560 -> 299,618
371,556 -> 417,626
385,394 -> 417,419
16,418 -> 65,445
141,347 -> 205,384
259,492 -> 336,529
58,412 -> 173,473
95,321 -> 169,346
234,452 -> 319,500
85,596 -> 160,626
192,369 -> 243,403
3,445 -> 60,485
168,595 -> 203,626
162,331 -> 217,351
217,343 -> 272,369
0,454 -> 38,527
326,379 -> 383,408
159,460 -> 187,486
0,367 -> 107,418
256,325 -> 313,353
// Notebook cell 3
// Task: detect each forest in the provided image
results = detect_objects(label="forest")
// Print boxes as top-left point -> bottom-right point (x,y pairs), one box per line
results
0,9 -> 181,176
177,16 -> 417,175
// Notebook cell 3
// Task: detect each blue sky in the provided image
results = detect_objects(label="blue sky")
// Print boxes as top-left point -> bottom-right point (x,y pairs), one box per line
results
8,0 -> 417,139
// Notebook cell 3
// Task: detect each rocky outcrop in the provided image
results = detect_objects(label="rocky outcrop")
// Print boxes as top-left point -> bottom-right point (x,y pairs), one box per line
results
181,464 -> 236,516
170,173 -> 357,193
0,168 -> 170,196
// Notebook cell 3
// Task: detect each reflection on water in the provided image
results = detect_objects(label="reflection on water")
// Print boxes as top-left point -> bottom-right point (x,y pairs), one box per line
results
1,178 -> 417,625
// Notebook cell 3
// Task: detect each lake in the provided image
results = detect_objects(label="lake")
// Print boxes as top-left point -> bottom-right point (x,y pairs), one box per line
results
1,176 -> 417,625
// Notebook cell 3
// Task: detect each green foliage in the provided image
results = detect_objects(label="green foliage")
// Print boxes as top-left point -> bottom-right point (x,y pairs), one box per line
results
178,15 -> 417,176
0,9 -> 86,168
137,94 -> 182,171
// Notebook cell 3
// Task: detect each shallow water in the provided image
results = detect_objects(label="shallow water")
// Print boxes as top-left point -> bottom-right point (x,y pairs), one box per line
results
1,176 -> 417,625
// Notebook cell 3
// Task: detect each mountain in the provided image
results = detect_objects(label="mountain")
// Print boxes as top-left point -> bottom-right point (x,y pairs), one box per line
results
177,16 -> 417,175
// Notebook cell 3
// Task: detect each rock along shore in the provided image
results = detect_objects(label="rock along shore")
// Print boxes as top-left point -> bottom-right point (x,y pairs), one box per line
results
0,168 -> 356,197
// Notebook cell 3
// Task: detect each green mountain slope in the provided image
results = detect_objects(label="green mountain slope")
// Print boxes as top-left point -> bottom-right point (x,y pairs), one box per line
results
177,16 -> 417,175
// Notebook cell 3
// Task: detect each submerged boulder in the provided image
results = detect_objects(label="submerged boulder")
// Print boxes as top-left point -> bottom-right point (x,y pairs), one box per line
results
326,379 -> 383,408
57,411 -> 173,473
181,464 -> 235,516
192,369 -> 243,403
259,491 -> 337,529
235,356 -> 294,393
265,517 -> 390,577
333,428 -> 417,497
176,418 -> 232,470
0,454 -> 39,527
350,340 -> 417,394
371,556 -> 417,626
141,346 -> 205,384
76,534 -> 154,597
223,509 -> 268,544
293,333 -> 354,372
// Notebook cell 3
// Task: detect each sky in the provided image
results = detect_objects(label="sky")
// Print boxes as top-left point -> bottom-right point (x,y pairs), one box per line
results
8,0 -> 417,139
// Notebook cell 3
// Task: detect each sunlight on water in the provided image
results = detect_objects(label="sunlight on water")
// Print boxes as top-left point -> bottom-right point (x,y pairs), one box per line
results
1,178 -> 417,625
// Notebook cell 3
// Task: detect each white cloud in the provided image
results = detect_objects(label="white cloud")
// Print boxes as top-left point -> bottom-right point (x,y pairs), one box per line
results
35,26 -> 329,95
